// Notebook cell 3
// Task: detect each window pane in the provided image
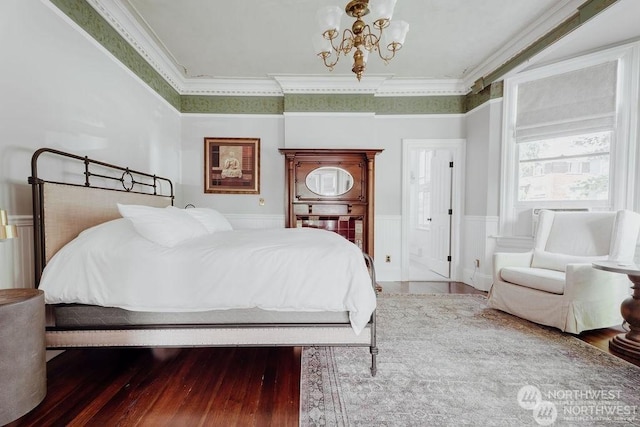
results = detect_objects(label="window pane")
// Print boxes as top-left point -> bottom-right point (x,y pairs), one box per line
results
414,149 -> 433,229
518,132 -> 610,201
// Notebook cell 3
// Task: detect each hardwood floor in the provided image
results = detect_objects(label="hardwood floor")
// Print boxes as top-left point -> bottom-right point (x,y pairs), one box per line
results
10,282 -> 638,426
10,346 -> 300,427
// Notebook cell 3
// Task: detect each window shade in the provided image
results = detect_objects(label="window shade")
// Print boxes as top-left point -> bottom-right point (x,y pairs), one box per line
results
515,61 -> 617,142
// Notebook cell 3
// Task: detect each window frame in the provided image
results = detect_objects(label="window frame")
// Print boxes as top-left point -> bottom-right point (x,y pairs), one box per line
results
499,42 -> 639,237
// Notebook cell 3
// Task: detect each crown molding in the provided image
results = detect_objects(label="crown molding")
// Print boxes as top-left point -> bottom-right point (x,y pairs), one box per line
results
462,0 -> 585,90
271,75 -> 391,94
271,75 -> 467,96
87,0 -> 186,92
376,79 -> 468,96
181,78 -> 284,97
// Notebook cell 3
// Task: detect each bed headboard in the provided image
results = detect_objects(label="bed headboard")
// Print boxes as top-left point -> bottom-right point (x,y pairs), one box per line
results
29,148 -> 174,285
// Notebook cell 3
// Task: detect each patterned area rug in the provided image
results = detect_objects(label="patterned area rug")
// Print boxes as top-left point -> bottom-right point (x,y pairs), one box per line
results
300,294 -> 640,426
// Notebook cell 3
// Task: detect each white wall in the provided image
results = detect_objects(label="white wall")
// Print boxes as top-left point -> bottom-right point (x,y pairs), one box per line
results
372,115 -> 466,216
181,113 -> 466,217
179,114 -> 285,215
464,99 -> 503,217
461,99 -> 503,290
0,0 -> 181,288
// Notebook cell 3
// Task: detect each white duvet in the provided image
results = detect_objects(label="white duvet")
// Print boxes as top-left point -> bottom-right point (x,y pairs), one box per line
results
39,219 -> 376,334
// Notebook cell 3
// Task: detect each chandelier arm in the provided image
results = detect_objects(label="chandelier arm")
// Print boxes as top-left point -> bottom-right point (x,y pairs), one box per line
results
319,51 -> 340,70
377,41 -> 401,63
361,30 -> 379,51
318,28 -> 351,70
372,23 -> 400,62
336,28 -> 356,55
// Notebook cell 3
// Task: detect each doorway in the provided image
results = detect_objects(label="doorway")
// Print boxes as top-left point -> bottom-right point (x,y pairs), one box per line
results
401,139 -> 465,281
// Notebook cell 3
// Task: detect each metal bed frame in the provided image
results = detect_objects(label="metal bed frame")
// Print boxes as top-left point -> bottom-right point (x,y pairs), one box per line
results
29,148 -> 378,375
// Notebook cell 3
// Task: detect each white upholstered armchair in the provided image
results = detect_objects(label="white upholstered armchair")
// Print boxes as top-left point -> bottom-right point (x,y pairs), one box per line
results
489,210 -> 640,334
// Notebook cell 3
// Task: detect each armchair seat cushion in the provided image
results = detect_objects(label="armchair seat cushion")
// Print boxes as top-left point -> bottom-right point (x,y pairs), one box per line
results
500,267 -> 565,295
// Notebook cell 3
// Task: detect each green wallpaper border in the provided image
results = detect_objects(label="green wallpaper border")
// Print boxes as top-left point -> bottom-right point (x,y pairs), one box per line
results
284,94 -> 467,115
376,96 -> 466,115
285,94 -> 376,113
465,82 -> 504,112
51,0 -> 617,115
181,96 -> 284,115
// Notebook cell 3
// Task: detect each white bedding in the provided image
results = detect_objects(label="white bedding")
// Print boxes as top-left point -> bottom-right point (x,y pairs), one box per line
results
39,219 -> 376,334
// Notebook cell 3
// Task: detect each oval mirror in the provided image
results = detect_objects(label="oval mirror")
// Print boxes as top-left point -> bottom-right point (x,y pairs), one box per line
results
306,166 -> 354,196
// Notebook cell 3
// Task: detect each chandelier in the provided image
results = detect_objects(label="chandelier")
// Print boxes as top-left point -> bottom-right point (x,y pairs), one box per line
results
313,0 -> 409,81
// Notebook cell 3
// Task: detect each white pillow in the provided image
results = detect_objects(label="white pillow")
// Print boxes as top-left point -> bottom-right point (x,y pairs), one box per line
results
184,207 -> 233,233
117,204 -> 207,247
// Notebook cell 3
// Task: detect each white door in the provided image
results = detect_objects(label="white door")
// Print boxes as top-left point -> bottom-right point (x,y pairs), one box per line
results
403,143 -> 454,281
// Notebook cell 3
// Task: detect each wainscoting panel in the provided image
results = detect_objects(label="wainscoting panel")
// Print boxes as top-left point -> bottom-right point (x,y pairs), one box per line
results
374,215 -> 402,282
0,216 -> 35,289
462,216 -> 499,292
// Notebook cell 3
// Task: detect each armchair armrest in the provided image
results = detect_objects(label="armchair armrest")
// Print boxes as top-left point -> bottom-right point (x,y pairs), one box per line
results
564,263 -> 631,301
492,251 -> 533,282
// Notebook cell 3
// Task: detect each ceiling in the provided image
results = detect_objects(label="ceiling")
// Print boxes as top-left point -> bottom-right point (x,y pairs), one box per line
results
90,0 -> 634,95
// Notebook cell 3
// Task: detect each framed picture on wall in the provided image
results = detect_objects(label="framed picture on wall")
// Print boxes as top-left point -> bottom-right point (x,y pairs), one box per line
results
204,137 -> 260,194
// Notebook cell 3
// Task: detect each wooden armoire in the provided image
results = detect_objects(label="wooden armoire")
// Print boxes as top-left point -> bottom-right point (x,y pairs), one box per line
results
279,148 -> 382,257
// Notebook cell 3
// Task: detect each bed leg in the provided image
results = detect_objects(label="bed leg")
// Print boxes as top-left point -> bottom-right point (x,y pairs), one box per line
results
364,252 -> 378,376
370,346 -> 378,376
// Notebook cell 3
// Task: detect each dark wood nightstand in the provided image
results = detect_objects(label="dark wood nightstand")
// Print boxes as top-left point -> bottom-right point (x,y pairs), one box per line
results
593,261 -> 640,360
0,288 -> 46,425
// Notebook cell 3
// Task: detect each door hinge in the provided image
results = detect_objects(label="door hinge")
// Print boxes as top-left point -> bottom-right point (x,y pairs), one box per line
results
449,161 -> 454,168
448,209 -> 453,215
447,256 -> 452,262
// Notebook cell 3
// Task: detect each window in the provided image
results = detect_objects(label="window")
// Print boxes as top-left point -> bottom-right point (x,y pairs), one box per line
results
513,60 -> 617,206
416,149 -> 432,229
518,131 -> 611,201
500,42 -> 639,237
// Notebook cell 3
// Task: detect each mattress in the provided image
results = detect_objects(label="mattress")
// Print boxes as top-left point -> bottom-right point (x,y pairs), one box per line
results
49,304 -> 350,328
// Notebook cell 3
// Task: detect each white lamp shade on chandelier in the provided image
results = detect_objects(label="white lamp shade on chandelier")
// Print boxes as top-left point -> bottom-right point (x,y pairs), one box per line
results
385,20 -> 409,45
313,0 -> 409,81
317,6 -> 344,34
369,0 -> 396,22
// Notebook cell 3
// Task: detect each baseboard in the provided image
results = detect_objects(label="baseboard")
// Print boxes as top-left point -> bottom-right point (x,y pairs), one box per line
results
462,267 -> 492,292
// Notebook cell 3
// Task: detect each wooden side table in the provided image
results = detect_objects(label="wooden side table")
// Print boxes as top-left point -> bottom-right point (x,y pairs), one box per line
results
592,261 -> 640,359
0,289 -> 46,425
